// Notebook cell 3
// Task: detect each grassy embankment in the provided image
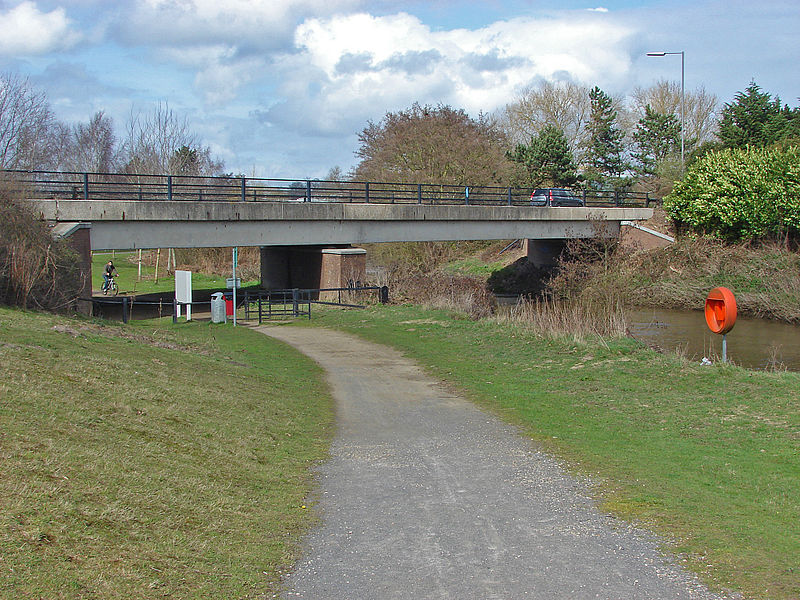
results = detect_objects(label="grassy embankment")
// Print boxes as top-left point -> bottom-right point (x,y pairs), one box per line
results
0,307 -> 334,599
307,304 -> 799,600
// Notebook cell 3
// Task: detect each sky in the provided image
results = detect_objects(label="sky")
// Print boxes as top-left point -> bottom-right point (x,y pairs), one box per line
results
1,0 -> 798,179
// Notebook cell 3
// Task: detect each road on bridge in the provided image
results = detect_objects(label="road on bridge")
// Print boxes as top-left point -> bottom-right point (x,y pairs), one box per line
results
258,325 -> 732,600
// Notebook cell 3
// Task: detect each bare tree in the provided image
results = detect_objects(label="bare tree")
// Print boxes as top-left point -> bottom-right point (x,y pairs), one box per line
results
0,72 -> 56,170
51,111 -> 119,173
503,80 -> 592,162
73,111 -> 118,173
630,79 -> 719,149
121,102 -> 223,175
0,174 -> 84,309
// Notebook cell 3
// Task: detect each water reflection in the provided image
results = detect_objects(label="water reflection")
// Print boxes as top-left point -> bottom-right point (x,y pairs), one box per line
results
627,308 -> 800,371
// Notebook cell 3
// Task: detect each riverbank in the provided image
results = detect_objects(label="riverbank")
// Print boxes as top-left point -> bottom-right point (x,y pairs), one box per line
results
550,235 -> 800,323
0,307 -> 334,598
305,304 -> 800,600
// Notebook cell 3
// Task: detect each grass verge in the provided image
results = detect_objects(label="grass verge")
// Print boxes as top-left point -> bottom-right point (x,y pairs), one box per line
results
0,307 -> 334,599
306,304 -> 800,600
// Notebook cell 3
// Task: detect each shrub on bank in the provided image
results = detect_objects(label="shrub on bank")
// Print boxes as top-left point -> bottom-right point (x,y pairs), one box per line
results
0,176 -> 84,310
664,145 -> 800,241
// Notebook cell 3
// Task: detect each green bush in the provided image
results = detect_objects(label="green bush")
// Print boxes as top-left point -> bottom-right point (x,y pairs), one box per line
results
664,145 -> 800,240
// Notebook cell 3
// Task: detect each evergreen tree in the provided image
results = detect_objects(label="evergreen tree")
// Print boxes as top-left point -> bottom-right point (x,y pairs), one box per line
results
632,105 -> 681,178
507,125 -> 578,188
718,82 -> 800,148
585,87 -> 629,188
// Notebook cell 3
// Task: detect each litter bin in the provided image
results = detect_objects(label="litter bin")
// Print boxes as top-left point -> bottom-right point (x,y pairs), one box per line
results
211,292 -> 226,323
224,292 -> 234,318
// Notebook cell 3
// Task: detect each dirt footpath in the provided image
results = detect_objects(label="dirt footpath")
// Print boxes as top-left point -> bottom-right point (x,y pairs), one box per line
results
258,325 -> 732,600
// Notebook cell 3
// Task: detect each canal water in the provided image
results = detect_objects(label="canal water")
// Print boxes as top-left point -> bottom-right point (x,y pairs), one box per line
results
627,308 -> 800,371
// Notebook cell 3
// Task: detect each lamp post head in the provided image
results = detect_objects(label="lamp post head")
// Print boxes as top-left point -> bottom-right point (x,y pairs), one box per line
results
647,52 -> 667,56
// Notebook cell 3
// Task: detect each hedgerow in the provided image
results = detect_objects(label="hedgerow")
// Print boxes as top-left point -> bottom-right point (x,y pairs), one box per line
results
664,145 -> 800,240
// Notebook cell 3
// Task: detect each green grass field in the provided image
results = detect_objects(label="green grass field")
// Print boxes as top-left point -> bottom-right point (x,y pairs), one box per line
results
307,305 -> 800,600
91,251 -> 258,296
0,307 -> 334,599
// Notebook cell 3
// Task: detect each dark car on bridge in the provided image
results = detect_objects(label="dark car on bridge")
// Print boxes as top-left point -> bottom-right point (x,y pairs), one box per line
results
530,188 -> 585,207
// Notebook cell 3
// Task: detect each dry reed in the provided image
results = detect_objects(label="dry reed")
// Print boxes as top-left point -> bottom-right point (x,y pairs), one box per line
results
494,296 -> 629,341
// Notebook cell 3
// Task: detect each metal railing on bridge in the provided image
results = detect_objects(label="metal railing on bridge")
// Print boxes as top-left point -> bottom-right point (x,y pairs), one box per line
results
3,169 -> 655,208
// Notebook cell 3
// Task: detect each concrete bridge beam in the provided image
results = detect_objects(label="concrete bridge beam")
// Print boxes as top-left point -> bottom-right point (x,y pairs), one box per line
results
27,199 -> 652,251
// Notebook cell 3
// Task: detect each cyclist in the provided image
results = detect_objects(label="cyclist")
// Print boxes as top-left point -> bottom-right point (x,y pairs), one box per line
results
102,260 -> 118,293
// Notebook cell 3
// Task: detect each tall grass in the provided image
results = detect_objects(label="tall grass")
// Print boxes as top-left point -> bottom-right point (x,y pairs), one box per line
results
494,296 -> 629,340
173,247 -> 261,280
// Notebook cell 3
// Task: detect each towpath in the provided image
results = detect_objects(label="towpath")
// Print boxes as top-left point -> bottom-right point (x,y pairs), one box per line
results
258,325 -> 731,600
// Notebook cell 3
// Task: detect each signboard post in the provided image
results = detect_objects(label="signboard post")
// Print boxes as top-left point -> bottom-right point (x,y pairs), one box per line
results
175,270 -> 193,321
704,287 -> 737,362
232,247 -> 238,327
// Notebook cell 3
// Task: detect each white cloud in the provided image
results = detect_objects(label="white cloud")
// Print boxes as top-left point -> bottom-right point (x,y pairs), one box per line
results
158,44 -> 265,106
0,1 -> 81,56
121,0 -> 361,49
114,0 -> 364,107
264,11 -> 635,135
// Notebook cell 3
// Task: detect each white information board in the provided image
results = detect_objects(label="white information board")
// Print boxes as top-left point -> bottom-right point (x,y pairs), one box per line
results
175,270 -> 192,320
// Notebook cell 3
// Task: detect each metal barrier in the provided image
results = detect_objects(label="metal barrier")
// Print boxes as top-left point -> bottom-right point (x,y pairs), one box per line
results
3,169 -> 654,207
84,285 -> 388,324
242,285 -> 389,323
243,289 -> 312,322
87,296 -> 185,322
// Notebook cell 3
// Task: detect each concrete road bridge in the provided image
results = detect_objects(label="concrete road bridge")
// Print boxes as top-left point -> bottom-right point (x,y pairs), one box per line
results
7,169 -> 654,296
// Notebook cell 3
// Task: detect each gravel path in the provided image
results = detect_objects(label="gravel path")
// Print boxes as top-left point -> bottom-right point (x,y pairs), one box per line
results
258,325 -> 732,600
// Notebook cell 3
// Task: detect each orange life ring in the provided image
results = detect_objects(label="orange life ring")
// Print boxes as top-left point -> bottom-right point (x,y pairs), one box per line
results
705,287 -> 737,334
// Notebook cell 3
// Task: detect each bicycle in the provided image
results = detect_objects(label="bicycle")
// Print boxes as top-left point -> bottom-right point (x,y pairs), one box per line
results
102,275 -> 119,296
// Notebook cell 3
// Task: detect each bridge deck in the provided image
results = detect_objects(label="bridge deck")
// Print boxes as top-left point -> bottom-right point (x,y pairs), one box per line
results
30,199 -> 653,250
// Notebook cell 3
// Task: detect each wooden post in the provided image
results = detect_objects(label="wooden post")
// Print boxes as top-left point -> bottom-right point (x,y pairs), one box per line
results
154,248 -> 161,284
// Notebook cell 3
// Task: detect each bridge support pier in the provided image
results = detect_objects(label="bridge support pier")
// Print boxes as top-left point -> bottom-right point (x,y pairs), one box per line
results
51,222 -> 93,315
525,239 -> 568,269
260,246 -> 292,289
260,245 -> 367,293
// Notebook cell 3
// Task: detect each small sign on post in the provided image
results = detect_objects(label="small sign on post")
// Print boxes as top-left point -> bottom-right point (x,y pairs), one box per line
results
226,277 -> 241,289
705,287 -> 737,362
175,269 -> 193,321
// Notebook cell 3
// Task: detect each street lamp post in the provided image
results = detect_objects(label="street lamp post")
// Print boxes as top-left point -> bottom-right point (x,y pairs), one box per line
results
647,51 -> 685,170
